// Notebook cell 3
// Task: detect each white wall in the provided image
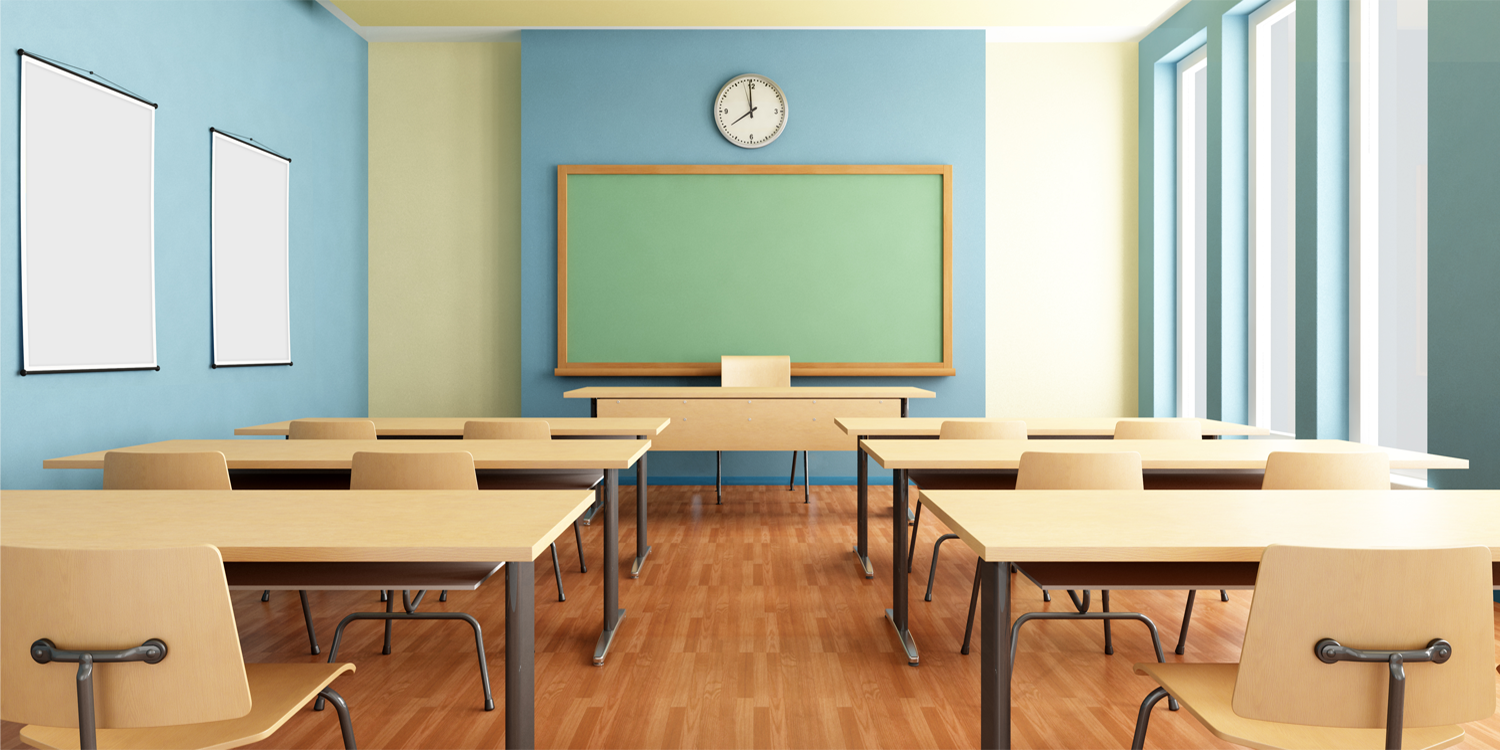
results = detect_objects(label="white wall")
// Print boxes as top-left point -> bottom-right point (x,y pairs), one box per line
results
985,42 -> 1140,417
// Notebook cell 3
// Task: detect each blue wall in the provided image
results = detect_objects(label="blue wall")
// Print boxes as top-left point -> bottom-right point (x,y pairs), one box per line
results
519,30 -> 986,483
0,1 -> 368,489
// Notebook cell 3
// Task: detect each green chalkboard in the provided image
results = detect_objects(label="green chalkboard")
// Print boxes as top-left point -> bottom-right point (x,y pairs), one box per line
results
556,165 -> 952,377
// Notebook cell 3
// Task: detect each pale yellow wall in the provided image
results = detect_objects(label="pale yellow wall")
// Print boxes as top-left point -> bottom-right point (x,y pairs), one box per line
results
368,43 -> 521,417
985,42 -> 1139,418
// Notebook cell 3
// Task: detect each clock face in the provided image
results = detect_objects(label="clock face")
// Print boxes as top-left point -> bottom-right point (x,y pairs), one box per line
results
714,74 -> 788,149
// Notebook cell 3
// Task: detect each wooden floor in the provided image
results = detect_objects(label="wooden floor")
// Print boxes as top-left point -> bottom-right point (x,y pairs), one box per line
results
6,484 -> 1500,749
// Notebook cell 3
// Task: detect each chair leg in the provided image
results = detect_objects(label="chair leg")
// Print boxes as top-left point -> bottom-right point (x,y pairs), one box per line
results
924,533 -> 959,602
1043,590 -> 1051,603
317,686 -> 358,749
961,558 -> 982,655
716,451 -> 722,504
1175,590 -> 1197,656
574,521 -> 588,573
299,590 -> 320,655
1131,687 -> 1172,749
439,590 -> 447,602
319,606 -> 494,712
379,590 -> 387,602
1103,590 -> 1113,655
551,543 -> 565,602
1220,589 -> 1229,602
788,450 -> 797,490
906,500 -> 924,574
261,590 -> 270,602
383,590 -> 393,655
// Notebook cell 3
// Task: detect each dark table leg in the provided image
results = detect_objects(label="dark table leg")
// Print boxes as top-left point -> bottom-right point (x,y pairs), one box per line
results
979,559 -> 1012,749
632,449 -> 651,577
506,561 -> 535,749
885,468 -> 919,665
593,468 -> 625,665
853,439 -> 873,578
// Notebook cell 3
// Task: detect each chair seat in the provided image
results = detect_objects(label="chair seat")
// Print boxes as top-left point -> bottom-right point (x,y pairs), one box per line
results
1133,663 -> 1466,750
224,561 -> 503,591
1016,562 -> 1259,591
477,469 -> 603,491
907,470 -> 1016,490
20,662 -> 354,750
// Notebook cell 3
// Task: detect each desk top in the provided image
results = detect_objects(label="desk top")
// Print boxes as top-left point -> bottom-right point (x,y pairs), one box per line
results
1,489 -> 596,562
564,386 -> 936,400
859,439 -> 1468,470
44,439 -> 650,471
234,417 -> 670,437
916,489 -> 1500,562
836,417 -> 1269,437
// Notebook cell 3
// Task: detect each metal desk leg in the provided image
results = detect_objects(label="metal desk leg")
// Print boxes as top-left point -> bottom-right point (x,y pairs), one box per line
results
803,451 -> 810,503
885,468 -> 919,665
632,449 -> 651,578
853,439 -> 873,578
506,561 -> 535,750
980,559 -> 1012,750
594,469 -> 625,665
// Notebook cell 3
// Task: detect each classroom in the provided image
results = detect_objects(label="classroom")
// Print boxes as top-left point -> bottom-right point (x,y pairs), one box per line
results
2,0 -> 1498,748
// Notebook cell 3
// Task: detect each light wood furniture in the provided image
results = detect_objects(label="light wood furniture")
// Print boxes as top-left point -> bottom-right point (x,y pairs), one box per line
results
0,544 -> 357,750
855,438 -> 1465,583
836,416 -> 1271,438
288,419 -> 376,440
349,450 -> 477,490
236,416 -> 670,438
568,386 -> 935,510
45,439 -> 647,668
3,488 -> 595,750
554,164 -> 954,378
1262,450 -> 1391,489
909,487 -> 1500,750
1131,545 -> 1495,750
464,419 -> 551,440
719,356 -> 810,503
1114,419 -> 1204,440
102,451 -> 231,490
462,421 -> 594,577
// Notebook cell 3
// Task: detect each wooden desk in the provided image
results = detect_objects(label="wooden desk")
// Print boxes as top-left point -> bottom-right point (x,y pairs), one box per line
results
45,439 -> 648,663
566,387 -> 936,502
913,488 -> 1500,750
2,488 -> 597,750
835,416 -> 1270,438
858,438 -> 1469,665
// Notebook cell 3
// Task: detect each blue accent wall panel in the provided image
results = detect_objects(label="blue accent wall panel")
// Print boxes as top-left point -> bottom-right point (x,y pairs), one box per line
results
519,30 -> 986,482
0,1 -> 368,489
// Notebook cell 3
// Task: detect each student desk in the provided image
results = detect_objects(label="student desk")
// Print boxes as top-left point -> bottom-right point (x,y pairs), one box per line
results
565,386 -> 936,501
913,488 -> 1500,750
858,438 -> 1469,664
234,417 -> 671,539
1,487 -> 596,750
44,439 -> 648,661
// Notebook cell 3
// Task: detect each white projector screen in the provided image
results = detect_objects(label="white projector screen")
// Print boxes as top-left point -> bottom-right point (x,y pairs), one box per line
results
20,53 -> 157,373
211,130 -> 291,367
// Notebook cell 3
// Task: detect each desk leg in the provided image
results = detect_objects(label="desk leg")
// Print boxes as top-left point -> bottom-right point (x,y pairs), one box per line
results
506,561 -> 535,750
853,439 -> 873,578
885,468 -> 919,665
632,449 -> 651,578
594,468 -> 625,665
980,559 -> 1012,750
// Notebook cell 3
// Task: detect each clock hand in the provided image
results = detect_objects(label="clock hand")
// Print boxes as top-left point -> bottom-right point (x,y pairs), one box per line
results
748,82 -> 754,118
730,106 -> 757,126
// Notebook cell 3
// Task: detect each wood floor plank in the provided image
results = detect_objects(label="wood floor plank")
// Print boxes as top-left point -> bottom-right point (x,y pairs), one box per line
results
4,483 -> 1499,749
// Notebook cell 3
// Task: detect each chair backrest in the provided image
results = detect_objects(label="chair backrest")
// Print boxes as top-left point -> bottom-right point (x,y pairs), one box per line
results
288,419 -> 377,440
1113,419 -> 1202,441
1233,545 -> 1494,728
721,355 -> 791,388
0,545 -> 251,729
103,451 -> 232,490
939,420 -> 1027,440
1261,451 -> 1391,489
463,419 -> 551,441
1015,451 -> 1143,490
350,451 -> 478,490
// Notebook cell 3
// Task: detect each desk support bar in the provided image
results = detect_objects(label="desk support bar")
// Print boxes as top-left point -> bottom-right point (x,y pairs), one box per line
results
31,638 -> 168,750
506,562 -> 536,750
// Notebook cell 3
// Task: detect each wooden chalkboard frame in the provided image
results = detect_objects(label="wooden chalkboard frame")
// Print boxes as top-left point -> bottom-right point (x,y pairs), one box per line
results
555,164 -> 954,377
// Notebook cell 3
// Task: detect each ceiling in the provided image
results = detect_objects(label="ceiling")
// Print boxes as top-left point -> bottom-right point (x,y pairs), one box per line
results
321,0 -> 1192,43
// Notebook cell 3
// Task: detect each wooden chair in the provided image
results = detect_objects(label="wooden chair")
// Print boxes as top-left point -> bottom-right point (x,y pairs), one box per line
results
0,544 -> 356,750
287,419 -> 377,440
1114,418 -> 1203,441
463,419 -> 588,590
907,421 -> 1028,600
1131,545 -> 1494,749
1262,450 -> 1391,489
720,355 -> 807,503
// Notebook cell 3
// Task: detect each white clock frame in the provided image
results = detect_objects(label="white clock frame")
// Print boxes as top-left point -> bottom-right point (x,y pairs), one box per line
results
713,74 -> 788,149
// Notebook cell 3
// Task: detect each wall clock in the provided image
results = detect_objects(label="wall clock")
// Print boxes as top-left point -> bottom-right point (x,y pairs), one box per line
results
714,74 -> 788,149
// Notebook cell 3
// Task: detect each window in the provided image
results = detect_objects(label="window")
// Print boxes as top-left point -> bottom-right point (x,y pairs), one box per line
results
1351,0 -> 1427,479
1177,45 -> 1209,419
1250,0 -> 1297,436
